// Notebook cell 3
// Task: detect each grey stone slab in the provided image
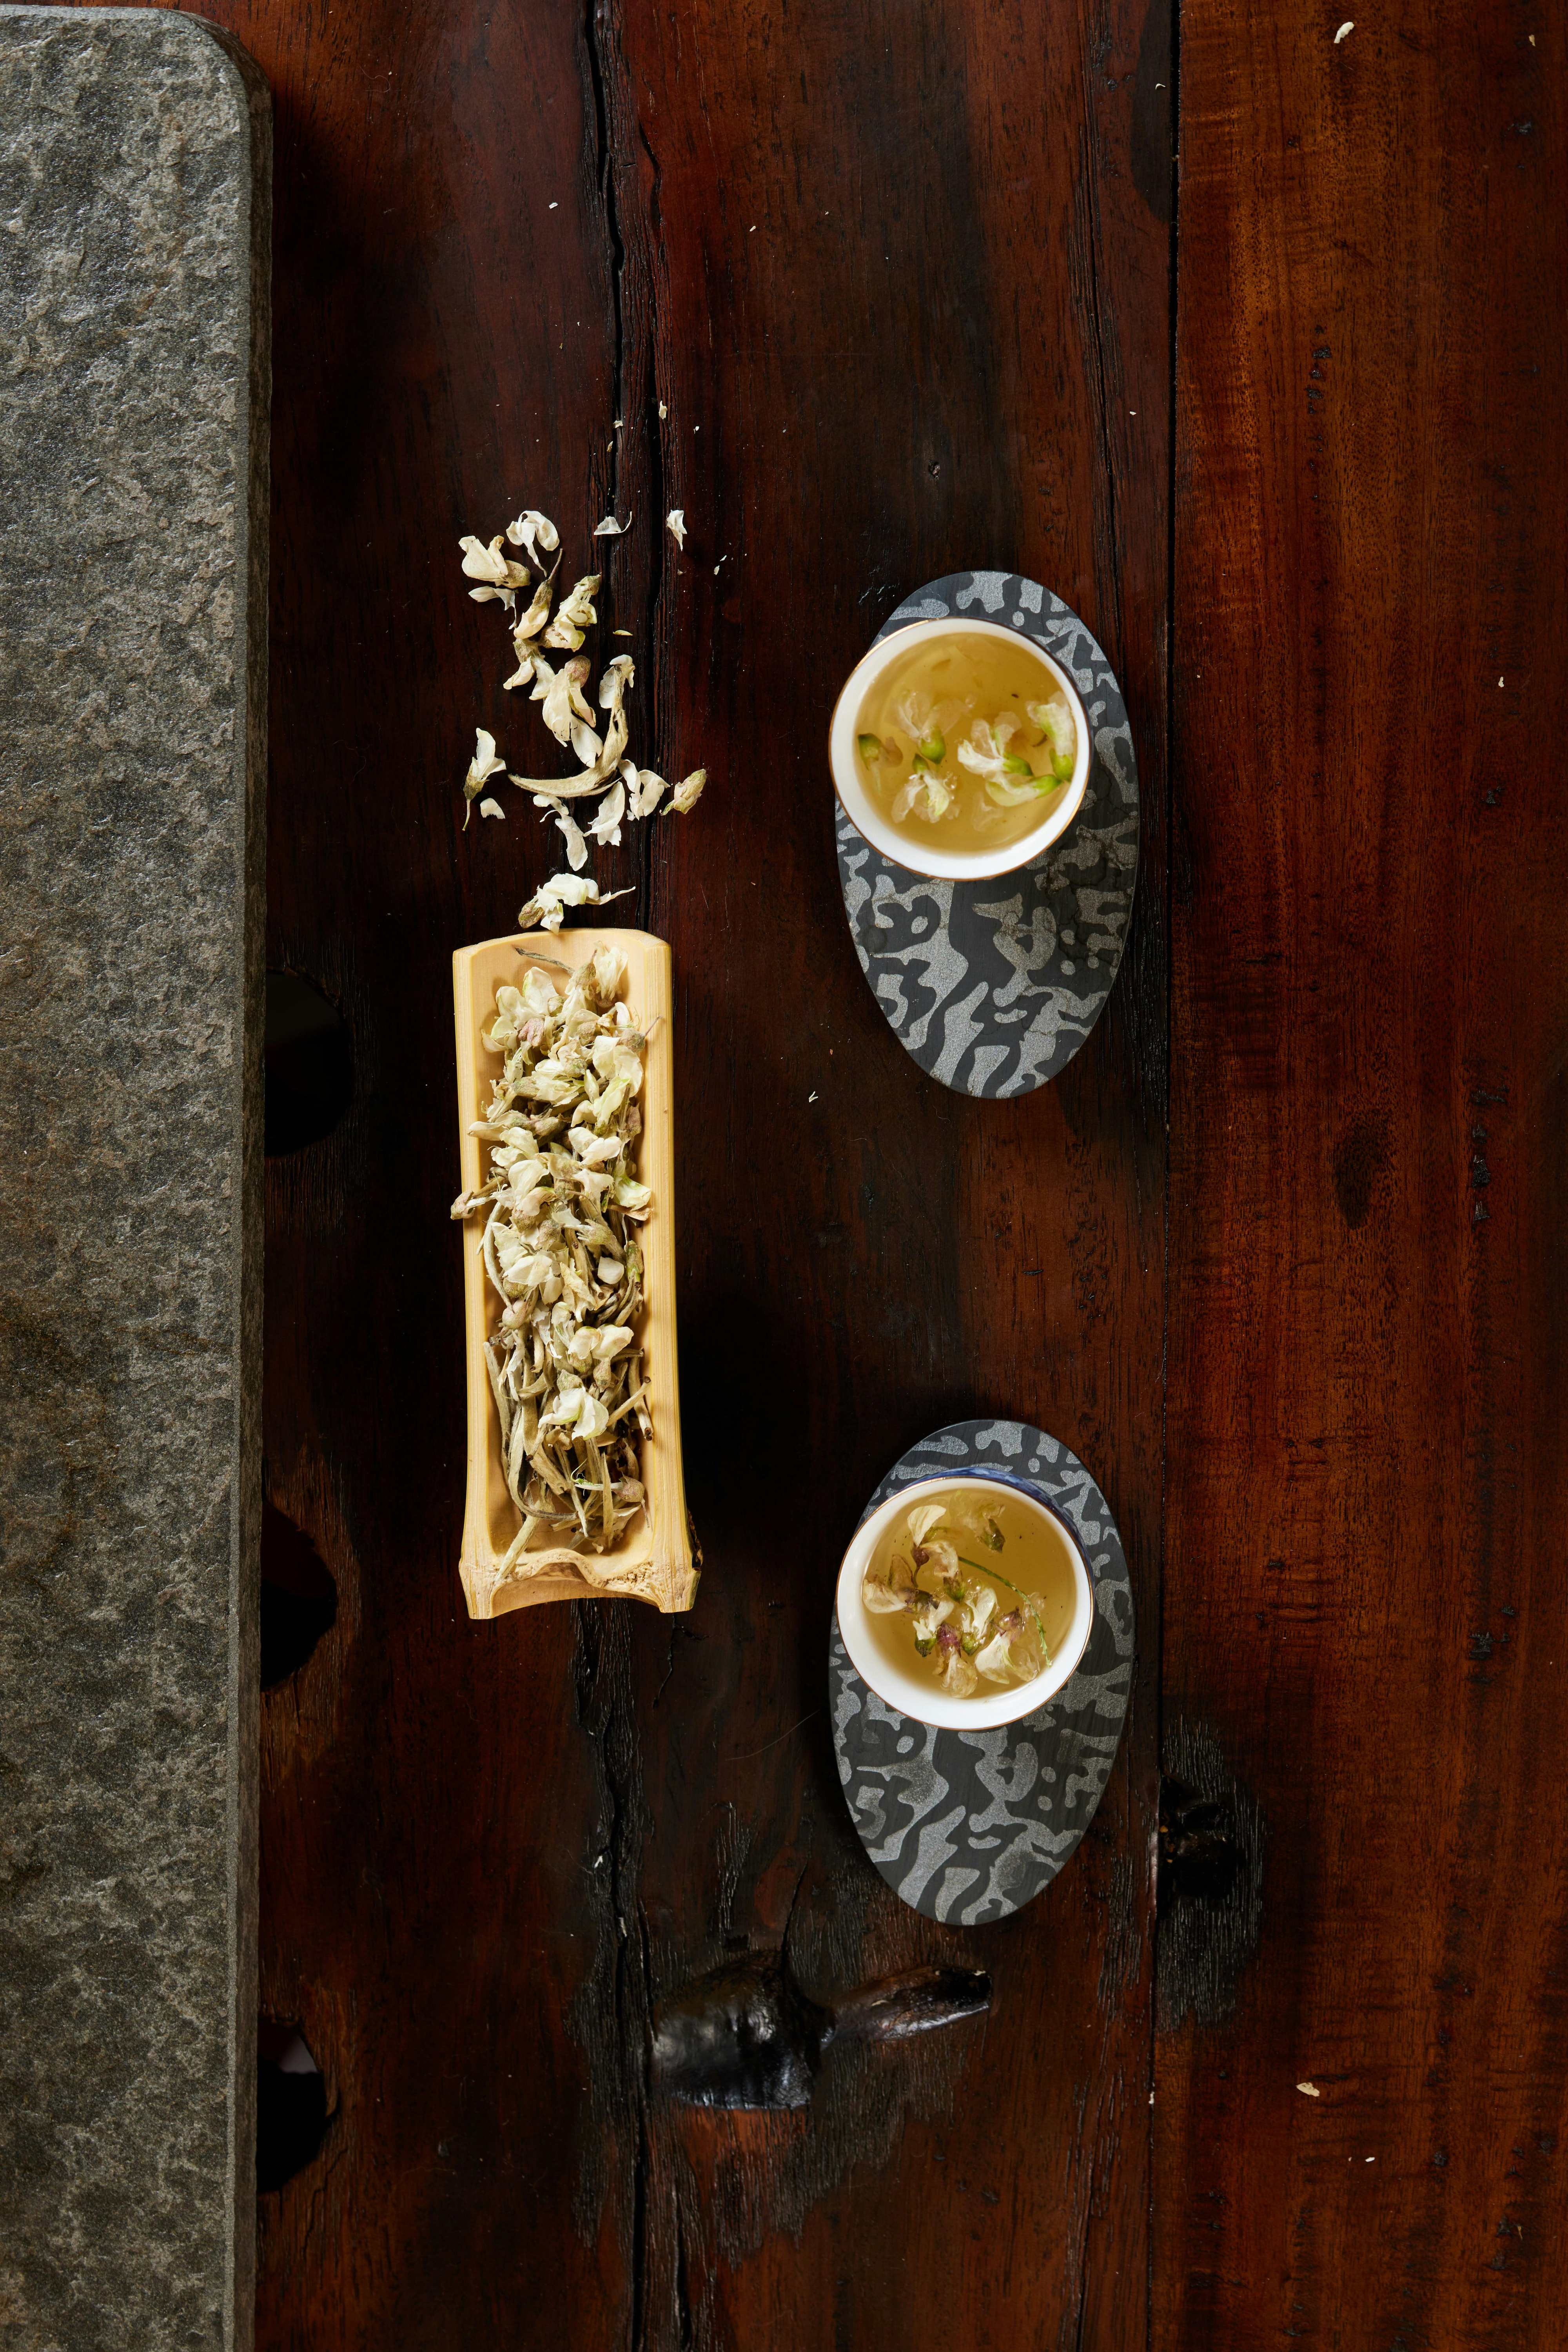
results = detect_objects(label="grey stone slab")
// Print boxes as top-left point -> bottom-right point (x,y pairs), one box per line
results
0,11 -> 269,2348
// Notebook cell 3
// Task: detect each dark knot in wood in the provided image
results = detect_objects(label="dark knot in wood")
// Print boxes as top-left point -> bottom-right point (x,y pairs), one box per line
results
1158,1776 -> 1244,1907
650,1947 -> 993,2110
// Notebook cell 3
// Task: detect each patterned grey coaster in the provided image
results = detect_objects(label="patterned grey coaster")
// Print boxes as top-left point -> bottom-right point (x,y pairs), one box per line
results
835,572 -> 1139,1097
830,1420 -> 1134,1926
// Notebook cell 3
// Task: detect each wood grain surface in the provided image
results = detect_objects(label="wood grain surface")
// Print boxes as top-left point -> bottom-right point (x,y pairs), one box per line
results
120,0 -> 1171,2340
1159,1 -> 1568,2346
61,0 -> 1566,2340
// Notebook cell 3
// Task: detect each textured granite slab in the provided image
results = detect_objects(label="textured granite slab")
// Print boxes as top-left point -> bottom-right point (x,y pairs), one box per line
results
0,12 -> 269,2348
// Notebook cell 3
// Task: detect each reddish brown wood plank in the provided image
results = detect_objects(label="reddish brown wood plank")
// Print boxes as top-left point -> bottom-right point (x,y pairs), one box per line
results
1160,0 -> 1568,2343
73,0 -> 1169,2341
556,0 -> 1171,2340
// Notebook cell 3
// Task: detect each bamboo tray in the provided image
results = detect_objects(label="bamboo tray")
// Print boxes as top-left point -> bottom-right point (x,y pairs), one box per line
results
452,927 -> 695,1617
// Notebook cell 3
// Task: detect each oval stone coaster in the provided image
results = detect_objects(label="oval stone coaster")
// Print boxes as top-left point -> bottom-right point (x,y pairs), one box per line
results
835,572 -> 1139,1097
830,1420 -> 1135,1926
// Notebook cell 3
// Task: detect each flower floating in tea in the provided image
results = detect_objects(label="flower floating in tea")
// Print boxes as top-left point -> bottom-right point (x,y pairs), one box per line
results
450,945 -> 652,1564
956,700 -> 1076,806
861,1494 -> 1053,1700
855,633 -> 1078,852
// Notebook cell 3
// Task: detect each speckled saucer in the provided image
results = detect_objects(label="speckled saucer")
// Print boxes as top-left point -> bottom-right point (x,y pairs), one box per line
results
835,573 -> 1139,1098
830,1420 -> 1135,1926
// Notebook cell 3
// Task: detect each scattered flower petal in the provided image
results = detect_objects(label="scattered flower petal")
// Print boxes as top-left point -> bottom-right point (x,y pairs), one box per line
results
598,653 -> 635,710
515,872 -> 635,932
460,532 -> 530,608
589,779 -> 627,846
593,514 -> 628,537
541,572 -> 601,650
479,797 -> 506,820
666,508 -> 687,549
1334,18 -> 1352,36
462,726 -> 506,826
534,794 -> 589,871
668,768 -> 706,815
534,654 -> 595,746
508,509 -> 560,564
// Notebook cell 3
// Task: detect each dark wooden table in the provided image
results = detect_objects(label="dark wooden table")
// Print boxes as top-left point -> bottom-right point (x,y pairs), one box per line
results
94,0 -> 1568,2338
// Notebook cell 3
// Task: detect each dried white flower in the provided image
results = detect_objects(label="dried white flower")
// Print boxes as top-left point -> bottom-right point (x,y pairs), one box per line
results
508,509 -> 560,565
534,795 -> 589,871
658,401 -> 667,419
542,573 -> 601,650
479,797 -> 506,820
503,579 -> 554,690
534,654 -> 595,746
460,533 -> 530,608
588,779 -> 626,846
598,653 -> 635,709
569,714 -> 604,765
516,872 -> 635,931
463,726 -> 506,826
1334,18 -> 1352,36
461,503 -> 712,837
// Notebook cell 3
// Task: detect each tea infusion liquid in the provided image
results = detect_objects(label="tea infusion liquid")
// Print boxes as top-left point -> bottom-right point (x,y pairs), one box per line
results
855,631 -> 1078,853
860,1485 -> 1079,1701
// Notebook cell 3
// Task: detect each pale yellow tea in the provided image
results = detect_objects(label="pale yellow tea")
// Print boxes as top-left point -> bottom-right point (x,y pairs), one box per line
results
860,1485 -> 1079,1701
855,632 -> 1078,852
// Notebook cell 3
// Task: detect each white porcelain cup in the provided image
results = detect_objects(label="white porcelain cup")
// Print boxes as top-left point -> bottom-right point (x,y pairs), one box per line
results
835,1472 -> 1095,1730
829,617 -> 1092,881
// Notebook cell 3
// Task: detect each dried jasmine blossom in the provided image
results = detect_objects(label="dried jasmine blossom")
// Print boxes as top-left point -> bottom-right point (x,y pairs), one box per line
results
451,947 -> 654,1557
458,506 -> 711,850
861,1494 -> 1053,1700
534,794 -> 589,871
459,533 -> 531,608
516,872 -> 635,933
508,509 -> 559,564
462,727 -> 506,828
541,573 -> 601,651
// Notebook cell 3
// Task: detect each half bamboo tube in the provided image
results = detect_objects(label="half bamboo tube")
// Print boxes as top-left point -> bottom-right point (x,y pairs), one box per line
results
452,928 -> 695,1616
